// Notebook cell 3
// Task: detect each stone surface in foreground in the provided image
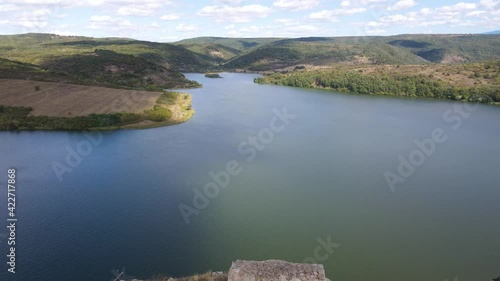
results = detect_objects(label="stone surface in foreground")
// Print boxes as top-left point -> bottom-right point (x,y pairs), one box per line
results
228,259 -> 327,281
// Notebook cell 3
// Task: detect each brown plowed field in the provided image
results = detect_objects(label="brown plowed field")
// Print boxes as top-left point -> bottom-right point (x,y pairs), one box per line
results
0,79 -> 162,117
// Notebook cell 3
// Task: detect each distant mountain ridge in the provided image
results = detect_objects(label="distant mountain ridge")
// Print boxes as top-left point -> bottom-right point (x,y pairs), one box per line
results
0,33 -> 499,78
181,34 -> 500,71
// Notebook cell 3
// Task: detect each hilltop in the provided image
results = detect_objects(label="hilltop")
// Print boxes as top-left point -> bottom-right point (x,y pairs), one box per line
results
1,33 -> 499,78
213,34 -> 500,71
174,37 -> 282,63
0,33 -> 209,89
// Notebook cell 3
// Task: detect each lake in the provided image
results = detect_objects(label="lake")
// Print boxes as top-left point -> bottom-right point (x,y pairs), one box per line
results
1,73 -> 499,281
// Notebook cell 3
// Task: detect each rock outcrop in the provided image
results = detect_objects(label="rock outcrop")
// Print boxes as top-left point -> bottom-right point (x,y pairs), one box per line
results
228,259 -> 328,281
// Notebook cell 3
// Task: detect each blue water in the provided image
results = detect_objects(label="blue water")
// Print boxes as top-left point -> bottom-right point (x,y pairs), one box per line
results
0,73 -> 499,281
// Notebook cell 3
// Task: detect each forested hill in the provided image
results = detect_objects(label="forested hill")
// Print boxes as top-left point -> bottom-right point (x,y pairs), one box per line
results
255,62 -> 500,104
1,33 -> 499,85
218,34 -> 500,71
0,33 -> 209,89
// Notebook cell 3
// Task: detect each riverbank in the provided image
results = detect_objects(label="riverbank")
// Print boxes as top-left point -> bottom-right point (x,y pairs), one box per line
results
0,79 -> 194,130
254,62 -> 500,105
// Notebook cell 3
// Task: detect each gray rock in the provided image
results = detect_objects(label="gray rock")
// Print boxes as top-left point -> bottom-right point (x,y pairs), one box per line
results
228,260 -> 327,281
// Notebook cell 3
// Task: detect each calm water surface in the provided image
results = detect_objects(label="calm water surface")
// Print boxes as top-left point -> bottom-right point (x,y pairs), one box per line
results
0,73 -> 499,281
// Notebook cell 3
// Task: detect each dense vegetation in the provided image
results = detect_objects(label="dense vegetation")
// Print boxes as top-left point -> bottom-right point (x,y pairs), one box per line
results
221,34 -> 500,70
0,105 -> 142,130
0,91 -> 191,130
1,33 -> 499,76
205,73 -> 223,78
0,33 -> 207,89
174,37 -> 280,53
42,49 -> 199,90
255,61 -> 500,103
0,58 -> 69,81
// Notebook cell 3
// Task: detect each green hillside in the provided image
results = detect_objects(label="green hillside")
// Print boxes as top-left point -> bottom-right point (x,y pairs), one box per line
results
0,33 -> 210,89
0,33 -> 214,71
175,42 -> 243,63
255,61 -> 500,104
223,38 -> 427,70
387,34 -> 500,62
0,58 -> 69,81
1,33 -> 499,83
41,49 -> 199,89
174,37 -> 282,53
174,37 -> 284,64
221,34 -> 500,71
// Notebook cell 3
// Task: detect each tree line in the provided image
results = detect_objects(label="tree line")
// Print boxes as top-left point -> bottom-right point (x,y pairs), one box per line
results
255,68 -> 500,103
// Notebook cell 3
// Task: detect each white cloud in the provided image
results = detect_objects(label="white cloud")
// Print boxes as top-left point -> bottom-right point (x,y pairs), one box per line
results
361,0 -> 498,30
275,18 -> 299,25
198,4 -> 272,23
0,0 -> 73,6
49,24 -> 78,36
215,0 -> 245,4
285,24 -> 320,33
466,10 -> 487,16
16,8 -> 52,29
176,23 -> 197,32
308,7 -> 366,21
365,28 -> 386,34
388,0 -> 417,11
438,2 -> 477,12
117,4 -> 161,16
160,13 -> 180,20
273,0 -> 320,11
361,0 -> 389,5
479,0 -> 499,9
341,1 -> 351,7
88,15 -> 132,30
0,4 -> 20,12
85,0 -> 171,6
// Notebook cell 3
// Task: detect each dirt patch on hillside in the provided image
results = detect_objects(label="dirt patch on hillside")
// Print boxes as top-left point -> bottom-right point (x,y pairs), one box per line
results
0,79 -> 162,117
441,54 -> 466,64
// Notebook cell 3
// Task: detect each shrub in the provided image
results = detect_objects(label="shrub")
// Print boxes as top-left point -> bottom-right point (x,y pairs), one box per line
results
157,91 -> 179,105
144,106 -> 172,121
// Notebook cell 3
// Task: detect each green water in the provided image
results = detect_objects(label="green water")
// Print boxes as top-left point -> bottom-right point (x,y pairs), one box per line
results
0,73 -> 499,281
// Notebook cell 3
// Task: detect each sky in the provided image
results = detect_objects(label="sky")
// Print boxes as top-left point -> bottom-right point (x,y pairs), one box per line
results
0,0 -> 498,42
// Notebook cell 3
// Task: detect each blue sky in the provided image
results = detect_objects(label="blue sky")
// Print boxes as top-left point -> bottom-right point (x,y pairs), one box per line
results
0,0 -> 498,42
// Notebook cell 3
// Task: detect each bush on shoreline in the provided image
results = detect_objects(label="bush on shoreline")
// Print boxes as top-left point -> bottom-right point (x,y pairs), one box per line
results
255,62 -> 500,104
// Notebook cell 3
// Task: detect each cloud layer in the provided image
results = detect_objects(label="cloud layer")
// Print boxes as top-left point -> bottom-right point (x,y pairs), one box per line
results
0,0 -> 498,41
